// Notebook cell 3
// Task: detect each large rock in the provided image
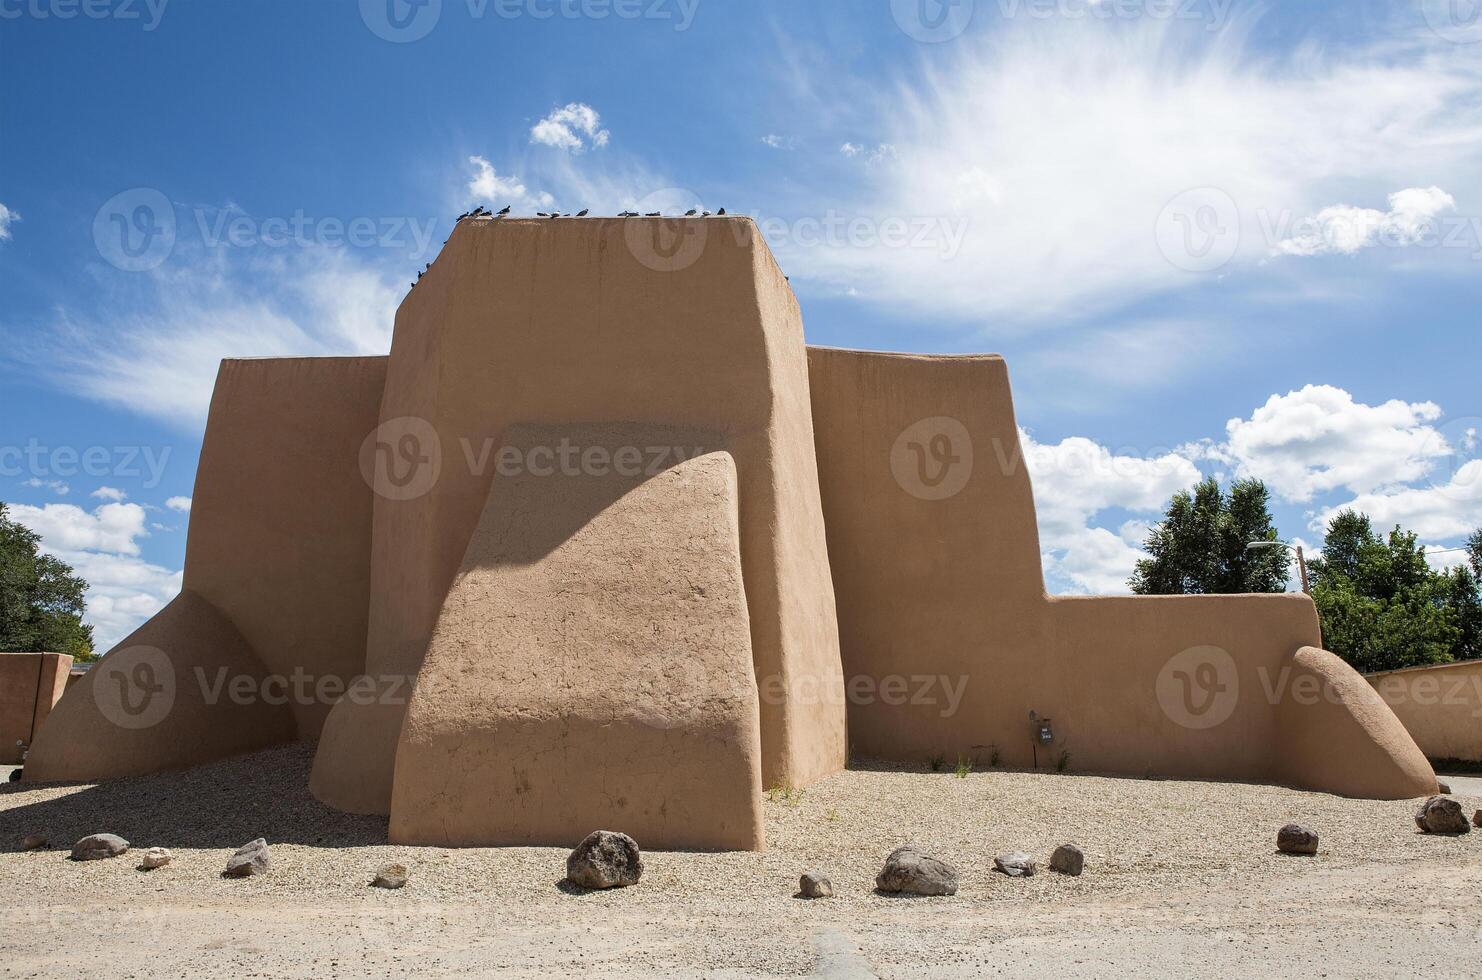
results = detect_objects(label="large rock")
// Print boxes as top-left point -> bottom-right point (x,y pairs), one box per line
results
19,835 -> 47,852
1415,796 -> 1470,835
799,871 -> 834,898
1277,824 -> 1319,855
1049,844 -> 1085,876
223,838 -> 271,877
566,831 -> 642,890
372,864 -> 408,889
994,852 -> 1037,878
70,834 -> 128,861
875,846 -> 958,896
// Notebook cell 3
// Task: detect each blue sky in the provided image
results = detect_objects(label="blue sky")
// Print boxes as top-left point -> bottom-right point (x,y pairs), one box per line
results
2,0 -> 1480,648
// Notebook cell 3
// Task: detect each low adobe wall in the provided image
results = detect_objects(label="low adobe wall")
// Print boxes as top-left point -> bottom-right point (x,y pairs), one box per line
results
0,653 -> 72,764
1368,660 -> 1482,763
806,345 -> 1436,799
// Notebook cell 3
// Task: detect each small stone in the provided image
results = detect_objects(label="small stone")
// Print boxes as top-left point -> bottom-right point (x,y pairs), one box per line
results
1415,796 -> 1471,835
1438,780 -> 1452,794
19,835 -> 47,851
70,833 -> 129,861
1049,844 -> 1085,875
875,846 -> 958,896
139,847 -> 172,870
799,872 -> 834,898
994,851 -> 1037,877
566,831 -> 642,889
1276,824 -> 1319,855
1474,809 -> 1481,829
372,863 -> 408,889
223,838 -> 271,877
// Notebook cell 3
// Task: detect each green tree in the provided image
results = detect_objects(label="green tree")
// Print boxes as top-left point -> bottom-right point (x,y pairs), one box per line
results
1468,527 -> 1482,578
0,502 -> 95,660
1308,511 -> 1480,673
1130,477 -> 1290,595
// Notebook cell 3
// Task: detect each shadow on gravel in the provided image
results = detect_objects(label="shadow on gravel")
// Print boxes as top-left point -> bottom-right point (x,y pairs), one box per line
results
0,743 -> 387,851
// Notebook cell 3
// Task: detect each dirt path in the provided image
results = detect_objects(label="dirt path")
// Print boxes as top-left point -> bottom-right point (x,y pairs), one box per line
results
4,745 -> 1481,977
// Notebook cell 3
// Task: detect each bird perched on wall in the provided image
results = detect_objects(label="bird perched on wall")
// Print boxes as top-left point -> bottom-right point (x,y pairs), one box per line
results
619,211 -> 638,217
496,205 -> 511,216
717,208 -> 727,215
456,212 -> 469,221
537,212 -> 551,217
685,209 -> 698,216
576,209 -> 589,217
645,212 -> 661,217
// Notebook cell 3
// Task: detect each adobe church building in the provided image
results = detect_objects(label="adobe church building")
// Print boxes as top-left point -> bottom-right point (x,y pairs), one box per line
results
24,217 -> 1439,850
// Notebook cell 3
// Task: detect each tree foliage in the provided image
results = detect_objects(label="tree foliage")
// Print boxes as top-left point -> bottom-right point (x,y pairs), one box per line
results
1129,477 -> 1291,595
0,502 -> 95,660
1309,511 -> 1481,674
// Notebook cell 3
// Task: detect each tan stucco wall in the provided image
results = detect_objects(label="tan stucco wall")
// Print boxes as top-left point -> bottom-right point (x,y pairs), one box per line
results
391,424 -> 764,849
1368,660 -> 1482,763
313,218 -> 845,815
24,355 -> 384,781
185,356 -> 387,739
807,346 -> 1436,799
24,591 -> 297,781
0,653 -> 71,764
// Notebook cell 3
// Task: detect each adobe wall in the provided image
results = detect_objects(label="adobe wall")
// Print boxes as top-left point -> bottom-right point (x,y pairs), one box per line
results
313,217 -> 845,814
391,424 -> 764,849
24,591 -> 297,781
185,356 -> 387,739
807,346 -> 1435,798
1368,660 -> 1482,763
0,653 -> 71,764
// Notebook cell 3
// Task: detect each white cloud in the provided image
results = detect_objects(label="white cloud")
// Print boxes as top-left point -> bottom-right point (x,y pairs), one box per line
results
22,478 -> 69,496
1272,186 -> 1457,257
51,548 -> 182,652
530,103 -> 610,153
9,501 -> 149,556
1206,385 -> 1450,502
466,155 -> 554,209
0,201 -> 17,241
91,486 -> 127,502
761,134 -> 794,150
165,496 -> 191,513
1424,546 -> 1474,573
1319,460 -> 1482,541
779,21 -> 1482,323
28,245 -> 400,430
1023,429 -> 1202,593
10,500 -> 181,650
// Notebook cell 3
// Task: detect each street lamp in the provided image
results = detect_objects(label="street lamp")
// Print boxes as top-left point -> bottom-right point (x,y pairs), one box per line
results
1246,540 -> 1310,594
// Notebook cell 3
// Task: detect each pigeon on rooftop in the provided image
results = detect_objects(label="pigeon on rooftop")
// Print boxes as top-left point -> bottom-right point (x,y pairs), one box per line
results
496,205 -> 511,216
576,209 -> 589,216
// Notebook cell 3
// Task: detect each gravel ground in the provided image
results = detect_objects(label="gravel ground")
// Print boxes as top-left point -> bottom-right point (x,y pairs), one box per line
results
3,744 -> 1481,977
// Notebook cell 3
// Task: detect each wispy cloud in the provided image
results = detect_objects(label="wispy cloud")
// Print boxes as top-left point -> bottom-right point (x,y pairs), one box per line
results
774,20 -> 1482,325
0,201 -> 18,241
